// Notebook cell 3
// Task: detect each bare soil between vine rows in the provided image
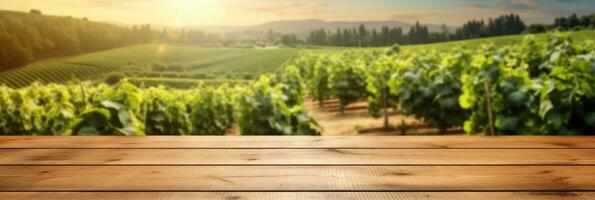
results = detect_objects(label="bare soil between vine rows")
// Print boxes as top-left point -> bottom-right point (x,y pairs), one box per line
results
226,98 -> 465,136
305,99 -> 465,136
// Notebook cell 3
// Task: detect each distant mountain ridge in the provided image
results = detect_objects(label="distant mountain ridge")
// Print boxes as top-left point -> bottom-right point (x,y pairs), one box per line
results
205,19 -> 448,32
151,19 -> 454,39
207,19 -> 450,38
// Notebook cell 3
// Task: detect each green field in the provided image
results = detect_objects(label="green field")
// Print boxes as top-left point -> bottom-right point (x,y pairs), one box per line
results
128,77 -> 250,89
306,30 -> 595,54
0,45 -> 297,87
1,30 -> 593,88
402,29 -> 595,51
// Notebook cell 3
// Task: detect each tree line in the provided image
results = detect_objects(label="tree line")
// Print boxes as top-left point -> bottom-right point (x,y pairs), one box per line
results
0,10 -> 155,71
157,29 -> 221,44
2,9 -> 593,71
0,9 -> 284,71
526,13 -> 595,33
307,13 -> 595,47
454,13 -> 525,39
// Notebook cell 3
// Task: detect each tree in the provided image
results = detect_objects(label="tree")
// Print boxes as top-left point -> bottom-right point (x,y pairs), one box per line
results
30,9 -> 42,15
358,24 -> 368,46
0,10 -> 157,71
440,24 -> 451,41
526,24 -> 548,33
266,29 -> 276,43
307,29 -> 328,45
281,34 -> 300,47
334,28 -> 343,46
380,26 -> 390,45
408,21 -> 430,44
342,29 -> 351,46
568,13 -> 580,28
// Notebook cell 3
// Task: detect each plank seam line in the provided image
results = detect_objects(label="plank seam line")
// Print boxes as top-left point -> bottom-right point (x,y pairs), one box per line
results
2,148 -> 595,150
3,164 -> 595,167
2,190 -> 595,192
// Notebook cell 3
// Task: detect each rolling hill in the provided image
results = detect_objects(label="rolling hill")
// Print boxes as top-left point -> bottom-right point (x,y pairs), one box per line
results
0,45 -> 297,87
0,10 -> 152,72
307,29 -> 595,54
1,30 -> 593,88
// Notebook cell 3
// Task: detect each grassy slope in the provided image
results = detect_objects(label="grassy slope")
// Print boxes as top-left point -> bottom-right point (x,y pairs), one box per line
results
0,45 -> 297,87
402,30 -> 595,51
1,30 -> 592,88
128,77 -> 250,89
306,30 -> 595,54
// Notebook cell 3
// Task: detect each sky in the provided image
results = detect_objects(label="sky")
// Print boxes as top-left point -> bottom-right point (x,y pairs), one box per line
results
0,0 -> 592,27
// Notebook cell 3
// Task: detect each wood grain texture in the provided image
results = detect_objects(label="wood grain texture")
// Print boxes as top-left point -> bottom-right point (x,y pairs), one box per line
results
3,136 -> 595,199
1,148 -> 595,165
2,192 -> 593,200
1,136 -> 595,149
1,166 -> 594,191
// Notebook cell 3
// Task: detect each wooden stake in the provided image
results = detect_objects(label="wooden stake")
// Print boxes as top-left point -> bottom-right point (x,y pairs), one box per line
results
484,82 -> 496,136
80,83 -> 86,104
383,87 -> 389,130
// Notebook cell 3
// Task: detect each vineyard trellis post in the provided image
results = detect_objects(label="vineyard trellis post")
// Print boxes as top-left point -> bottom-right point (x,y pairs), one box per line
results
80,83 -> 86,104
383,86 -> 389,130
484,82 -> 496,136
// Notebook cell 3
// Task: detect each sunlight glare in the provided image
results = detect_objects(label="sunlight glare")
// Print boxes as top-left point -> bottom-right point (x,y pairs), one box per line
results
174,0 -> 221,27
156,44 -> 168,55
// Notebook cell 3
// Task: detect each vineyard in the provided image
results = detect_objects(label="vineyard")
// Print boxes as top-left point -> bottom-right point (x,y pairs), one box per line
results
307,30 -> 595,55
0,32 -> 594,135
0,73 -> 320,135
0,45 -> 297,88
293,33 -> 595,135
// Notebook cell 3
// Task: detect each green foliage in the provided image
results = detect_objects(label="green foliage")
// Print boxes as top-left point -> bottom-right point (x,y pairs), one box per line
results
236,76 -> 320,135
68,82 -> 144,136
189,86 -> 235,135
327,53 -> 368,113
105,73 -> 125,85
386,44 -> 401,56
0,45 -> 297,88
366,55 -> 398,119
296,31 -> 594,135
291,54 -> 333,107
0,81 -> 238,135
35,84 -> 76,135
128,78 -> 248,89
310,57 -> 332,107
68,100 -> 144,136
143,87 -> 191,135
307,13 -> 529,47
460,34 -> 595,134
0,68 -> 322,136
388,50 -> 470,133
0,86 -> 42,134
0,10 -> 153,71
279,65 -> 304,107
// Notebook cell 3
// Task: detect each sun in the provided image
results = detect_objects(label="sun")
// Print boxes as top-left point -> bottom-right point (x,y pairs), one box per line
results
174,0 -> 222,27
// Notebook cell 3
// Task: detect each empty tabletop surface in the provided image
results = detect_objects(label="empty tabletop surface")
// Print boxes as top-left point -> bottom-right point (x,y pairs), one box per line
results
1,136 -> 594,200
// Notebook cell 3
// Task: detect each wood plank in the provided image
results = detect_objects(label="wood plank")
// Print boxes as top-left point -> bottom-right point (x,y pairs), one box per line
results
2,192 -> 593,200
2,149 -> 595,165
1,166 -> 594,191
1,136 -> 595,149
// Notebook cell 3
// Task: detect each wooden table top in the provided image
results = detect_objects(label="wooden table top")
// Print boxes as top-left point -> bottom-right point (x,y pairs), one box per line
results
1,136 -> 595,200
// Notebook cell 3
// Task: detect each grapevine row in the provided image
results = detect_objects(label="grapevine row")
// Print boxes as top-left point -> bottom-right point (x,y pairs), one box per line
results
0,67 -> 320,135
294,34 -> 595,134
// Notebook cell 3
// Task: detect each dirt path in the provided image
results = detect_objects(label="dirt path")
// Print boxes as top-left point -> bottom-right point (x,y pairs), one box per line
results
228,98 -> 463,136
306,99 -> 426,136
